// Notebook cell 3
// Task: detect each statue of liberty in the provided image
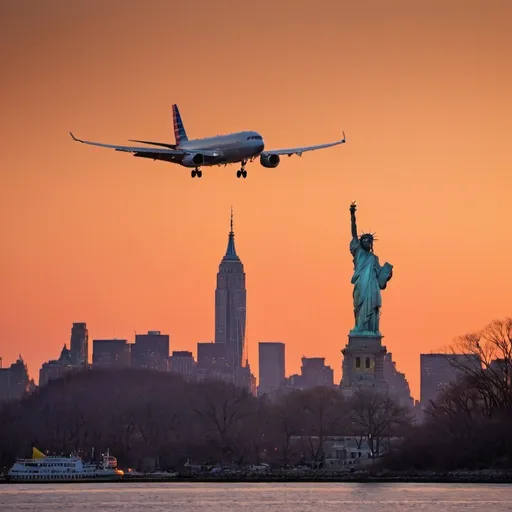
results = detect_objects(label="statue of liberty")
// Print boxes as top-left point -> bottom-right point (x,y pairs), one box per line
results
349,202 -> 393,335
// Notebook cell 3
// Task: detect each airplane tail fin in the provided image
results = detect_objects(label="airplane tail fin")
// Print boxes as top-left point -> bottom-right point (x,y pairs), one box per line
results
172,104 -> 188,146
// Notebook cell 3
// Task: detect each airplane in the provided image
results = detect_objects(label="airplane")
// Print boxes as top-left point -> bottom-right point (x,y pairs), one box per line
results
69,104 -> 346,179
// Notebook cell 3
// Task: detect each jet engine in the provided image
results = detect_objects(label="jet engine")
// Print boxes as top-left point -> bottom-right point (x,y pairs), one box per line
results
181,153 -> 204,167
259,154 -> 280,168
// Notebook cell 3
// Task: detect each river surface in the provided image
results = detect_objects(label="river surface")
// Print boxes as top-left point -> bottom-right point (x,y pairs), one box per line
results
1,482 -> 512,511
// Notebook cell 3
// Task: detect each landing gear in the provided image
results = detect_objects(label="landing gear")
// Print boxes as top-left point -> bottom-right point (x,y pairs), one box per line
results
191,168 -> 202,178
236,161 -> 248,179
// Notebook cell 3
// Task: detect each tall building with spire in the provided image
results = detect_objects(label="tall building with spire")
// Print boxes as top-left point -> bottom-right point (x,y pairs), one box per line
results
215,210 -> 247,373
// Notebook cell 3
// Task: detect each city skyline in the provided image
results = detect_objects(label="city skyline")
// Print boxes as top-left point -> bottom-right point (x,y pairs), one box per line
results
2,1 -> 512,400
0,211 -> 463,403
1,209 -> 411,396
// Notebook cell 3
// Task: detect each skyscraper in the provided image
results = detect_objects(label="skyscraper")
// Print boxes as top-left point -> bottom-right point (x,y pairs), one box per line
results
131,331 -> 170,372
169,351 -> 196,377
0,357 -> 31,401
215,210 -> 247,372
258,342 -> 285,396
70,322 -> 88,367
301,357 -> 334,388
383,352 -> 414,409
420,353 -> 480,407
92,339 -> 131,368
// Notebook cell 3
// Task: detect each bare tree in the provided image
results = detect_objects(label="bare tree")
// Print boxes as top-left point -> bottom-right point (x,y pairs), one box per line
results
300,387 -> 345,465
348,389 -> 409,460
271,392 -> 303,466
449,318 -> 512,415
193,379 -> 253,464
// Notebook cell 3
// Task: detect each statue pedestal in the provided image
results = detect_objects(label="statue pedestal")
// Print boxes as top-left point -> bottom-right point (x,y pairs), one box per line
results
339,331 -> 388,397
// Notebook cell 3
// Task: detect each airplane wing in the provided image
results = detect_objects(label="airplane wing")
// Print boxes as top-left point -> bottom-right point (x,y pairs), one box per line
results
69,132 -> 220,157
261,132 -> 346,157
128,139 -> 177,149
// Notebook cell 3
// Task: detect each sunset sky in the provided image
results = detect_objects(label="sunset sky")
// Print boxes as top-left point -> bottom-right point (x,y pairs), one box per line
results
1,0 -> 511,399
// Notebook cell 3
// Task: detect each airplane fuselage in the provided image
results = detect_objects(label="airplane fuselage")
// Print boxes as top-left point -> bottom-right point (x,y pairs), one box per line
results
178,131 -> 265,167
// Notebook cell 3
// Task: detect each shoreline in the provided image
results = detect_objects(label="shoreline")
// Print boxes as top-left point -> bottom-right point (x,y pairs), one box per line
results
2,473 -> 512,485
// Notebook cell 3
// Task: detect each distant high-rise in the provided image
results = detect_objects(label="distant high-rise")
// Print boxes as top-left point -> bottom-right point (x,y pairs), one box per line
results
420,353 -> 480,407
39,344 -> 75,386
92,339 -> 131,368
215,210 -> 246,372
70,322 -> 88,367
0,357 -> 31,401
131,331 -> 170,371
197,342 -> 226,372
258,342 -> 285,396
169,351 -> 196,377
383,352 -> 414,409
301,357 -> 334,388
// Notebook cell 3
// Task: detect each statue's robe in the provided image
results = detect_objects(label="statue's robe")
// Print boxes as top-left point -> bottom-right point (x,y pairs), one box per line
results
350,238 -> 383,333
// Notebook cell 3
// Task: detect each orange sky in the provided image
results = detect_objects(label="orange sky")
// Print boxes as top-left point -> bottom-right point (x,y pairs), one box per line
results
1,0 -> 511,399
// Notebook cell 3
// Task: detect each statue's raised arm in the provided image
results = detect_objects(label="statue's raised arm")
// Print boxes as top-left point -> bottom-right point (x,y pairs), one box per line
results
350,201 -> 358,241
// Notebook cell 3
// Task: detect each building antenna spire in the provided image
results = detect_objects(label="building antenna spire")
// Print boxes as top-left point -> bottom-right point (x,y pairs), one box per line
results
230,206 -> 234,234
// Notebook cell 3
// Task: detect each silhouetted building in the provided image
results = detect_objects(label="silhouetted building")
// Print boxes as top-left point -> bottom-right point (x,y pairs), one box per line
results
0,356 -> 32,401
70,322 -> 88,367
488,358 -> 511,387
301,357 -> 334,388
39,344 -> 75,386
92,339 -> 131,368
279,373 -> 306,393
420,353 -> 480,407
236,362 -> 257,396
169,351 -> 196,376
215,212 -> 246,373
383,352 -> 414,409
131,331 -> 169,371
258,342 -> 285,396
197,342 -> 227,373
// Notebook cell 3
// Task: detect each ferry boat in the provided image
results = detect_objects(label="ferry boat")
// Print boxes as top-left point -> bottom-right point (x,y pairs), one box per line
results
7,447 -> 124,483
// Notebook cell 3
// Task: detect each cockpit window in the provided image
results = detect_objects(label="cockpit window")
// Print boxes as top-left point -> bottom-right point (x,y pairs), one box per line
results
247,135 -> 263,140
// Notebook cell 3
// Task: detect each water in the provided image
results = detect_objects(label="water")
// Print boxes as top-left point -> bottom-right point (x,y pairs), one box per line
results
1,482 -> 512,511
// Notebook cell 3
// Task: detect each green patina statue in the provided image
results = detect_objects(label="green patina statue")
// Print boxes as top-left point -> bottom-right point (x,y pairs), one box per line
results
349,202 -> 393,335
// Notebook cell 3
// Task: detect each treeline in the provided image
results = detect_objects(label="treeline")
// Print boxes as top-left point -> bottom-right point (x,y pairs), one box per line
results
385,318 -> 512,471
0,368 -> 408,471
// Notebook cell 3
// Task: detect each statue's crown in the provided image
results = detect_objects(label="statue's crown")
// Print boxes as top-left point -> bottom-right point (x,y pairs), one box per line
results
360,232 -> 377,241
